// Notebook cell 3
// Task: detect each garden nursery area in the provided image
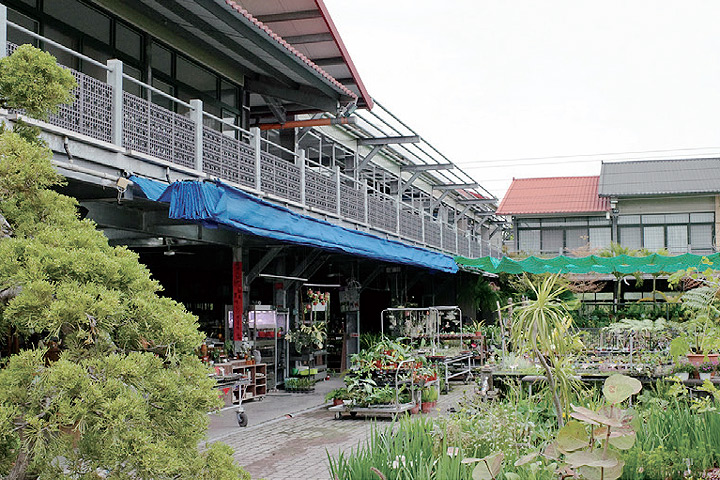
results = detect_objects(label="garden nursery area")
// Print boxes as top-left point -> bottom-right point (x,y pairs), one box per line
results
323,258 -> 720,480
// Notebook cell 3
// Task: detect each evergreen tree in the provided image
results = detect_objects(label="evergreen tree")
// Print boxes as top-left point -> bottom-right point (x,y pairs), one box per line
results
0,45 -> 249,479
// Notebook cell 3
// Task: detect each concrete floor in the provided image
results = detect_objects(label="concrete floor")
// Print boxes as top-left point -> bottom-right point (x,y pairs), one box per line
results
206,379 -> 474,480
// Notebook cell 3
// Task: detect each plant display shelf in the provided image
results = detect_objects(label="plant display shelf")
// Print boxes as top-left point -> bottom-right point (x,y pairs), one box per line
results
428,352 -> 474,387
212,361 -> 267,402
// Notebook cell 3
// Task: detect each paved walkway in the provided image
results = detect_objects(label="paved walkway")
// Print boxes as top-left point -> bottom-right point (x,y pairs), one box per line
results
207,381 -> 473,480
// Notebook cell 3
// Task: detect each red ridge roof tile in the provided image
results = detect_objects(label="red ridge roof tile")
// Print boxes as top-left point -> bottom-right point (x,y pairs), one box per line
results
496,176 -> 609,215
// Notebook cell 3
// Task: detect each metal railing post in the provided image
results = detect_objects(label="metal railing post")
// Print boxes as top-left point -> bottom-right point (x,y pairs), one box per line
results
363,183 -> 369,224
335,166 -> 341,216
106,59 -> 123,147
297,149 -> 306,207
396,195 -> 401,234
455,226 -> 459,254
421,212 -> 426,244
189,99 -> 203,172
0,6 -> 7,59
251,127 -> 262,191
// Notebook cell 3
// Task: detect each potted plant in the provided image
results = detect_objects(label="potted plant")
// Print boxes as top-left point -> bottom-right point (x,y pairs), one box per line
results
285,322 -> 327,355
699,361 -> 715,380
670,361 -> 696,381
420,387 -> 438,413
669,285 -> 720,366
325,388 -> 350,406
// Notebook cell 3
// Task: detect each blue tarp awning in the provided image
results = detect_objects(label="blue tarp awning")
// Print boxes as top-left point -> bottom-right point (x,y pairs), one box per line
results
130,176 -> 458,273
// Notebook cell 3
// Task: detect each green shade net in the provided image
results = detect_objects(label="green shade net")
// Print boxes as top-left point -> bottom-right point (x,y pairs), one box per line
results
455,253 -> 720,275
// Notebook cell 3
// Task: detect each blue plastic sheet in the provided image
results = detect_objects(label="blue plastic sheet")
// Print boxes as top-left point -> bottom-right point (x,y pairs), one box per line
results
131,176 -> 458,273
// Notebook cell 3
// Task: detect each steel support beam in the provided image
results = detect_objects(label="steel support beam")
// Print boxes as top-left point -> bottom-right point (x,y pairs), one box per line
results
355,145 -> 382,172
457,198 -> 498,205
400,163 -> 454,172
358,135 -> 420,146
245,246 -> 285,285
433,183 -> 480,190
359,266 -> 384,292
262,95 -> 287,124
399,171 -> 423,194
429,191 -> 451,211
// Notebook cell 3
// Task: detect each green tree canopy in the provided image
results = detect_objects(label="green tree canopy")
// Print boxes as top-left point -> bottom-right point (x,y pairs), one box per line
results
0,45 -> 248,479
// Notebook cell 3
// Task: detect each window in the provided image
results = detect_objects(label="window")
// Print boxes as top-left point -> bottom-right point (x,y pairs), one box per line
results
618,212 -> 713,253
589,227 -> 611,248
7,9 -> 39,47
541,230 -> 563,254
643,226 -> 665,251
565,228 -> 589,250
619,227 -> 641,249
519,230 -> 540,253
44,0 -> 110,44
115,23 -> 142,59
666,225 -> 688,253
691,224 -> 713,252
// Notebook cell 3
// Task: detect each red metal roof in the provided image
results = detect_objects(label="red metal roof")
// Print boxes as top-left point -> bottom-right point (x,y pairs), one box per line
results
228,0 -> 373,109
496,176 -> 609,215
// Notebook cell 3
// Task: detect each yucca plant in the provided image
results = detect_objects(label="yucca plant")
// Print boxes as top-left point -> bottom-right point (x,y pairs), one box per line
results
511,274 -> 581,428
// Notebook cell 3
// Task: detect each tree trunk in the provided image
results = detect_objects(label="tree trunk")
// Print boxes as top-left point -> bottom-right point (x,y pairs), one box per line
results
6,430 -> 31,480
533,323 -> 564,429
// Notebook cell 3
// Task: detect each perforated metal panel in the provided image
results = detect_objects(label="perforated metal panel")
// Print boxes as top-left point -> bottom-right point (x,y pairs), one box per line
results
7,42 -> 113,143
123,92 -> 195,168
457,231 -> 470,257
424,217 -> 441,248
399,209 -> 423,242
339,183 -> 364,223
261,152 -> 301,203
442,225 -> 456,252
305,168 -> 337,213
470,240 -> 482,258
367,194 -> 396,232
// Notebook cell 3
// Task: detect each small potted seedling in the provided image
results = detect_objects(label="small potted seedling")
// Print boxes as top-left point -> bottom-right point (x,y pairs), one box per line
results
421,387 -> 438,413
325,387 -> 350,406
699,361 -> 715,380
671,361 -> 696,381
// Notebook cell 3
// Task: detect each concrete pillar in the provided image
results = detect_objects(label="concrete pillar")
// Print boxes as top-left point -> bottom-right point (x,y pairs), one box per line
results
251,127 -> 262,191
189,99 -> 203,172
106,59 -> 124,147
297,149 -> 306,207
715,195 -> 720,251
0,5 -> 7,59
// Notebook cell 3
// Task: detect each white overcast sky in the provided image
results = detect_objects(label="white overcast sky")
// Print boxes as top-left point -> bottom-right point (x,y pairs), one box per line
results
324,0 -> 720,198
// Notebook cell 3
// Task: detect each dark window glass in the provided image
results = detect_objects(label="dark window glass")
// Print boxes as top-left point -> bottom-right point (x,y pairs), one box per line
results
176,56 -> 216,97
81,43 -> 111,80
151,42 -> 172,76
220,80 -> 237,108
44,0 -> 110,44
123,64 -> 142,97
43,25 -> 78,70
7,8 -> 39,47
115,22 -> 142,59
151,77 -> 174,110
15,0 -> 36,6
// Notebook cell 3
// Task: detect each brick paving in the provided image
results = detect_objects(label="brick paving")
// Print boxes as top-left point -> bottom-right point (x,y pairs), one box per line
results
209,384 -> 473,480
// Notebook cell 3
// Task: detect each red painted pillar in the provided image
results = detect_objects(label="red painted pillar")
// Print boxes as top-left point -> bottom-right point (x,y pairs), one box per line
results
232,260 -> 243,341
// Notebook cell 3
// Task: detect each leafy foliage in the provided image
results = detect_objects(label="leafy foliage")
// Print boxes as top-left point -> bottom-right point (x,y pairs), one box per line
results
0,45 -> 247,479
0,44 -> 76,119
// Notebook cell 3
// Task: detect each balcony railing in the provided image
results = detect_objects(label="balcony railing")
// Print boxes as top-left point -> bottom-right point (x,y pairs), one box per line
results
2,18 -> 500,259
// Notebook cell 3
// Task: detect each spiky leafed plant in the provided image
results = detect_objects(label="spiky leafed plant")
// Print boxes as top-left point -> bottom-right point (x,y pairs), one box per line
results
511,274 -> 579,428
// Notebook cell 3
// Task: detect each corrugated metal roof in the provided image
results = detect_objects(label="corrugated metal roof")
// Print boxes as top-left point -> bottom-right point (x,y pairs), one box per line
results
599,158 -> 720,197
496,176 -> 609,215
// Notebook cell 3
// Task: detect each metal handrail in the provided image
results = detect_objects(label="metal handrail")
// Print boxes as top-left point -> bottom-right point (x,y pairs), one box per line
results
202,111 -> 252,137
7,22 -> 109,71
121,74 -> 192,109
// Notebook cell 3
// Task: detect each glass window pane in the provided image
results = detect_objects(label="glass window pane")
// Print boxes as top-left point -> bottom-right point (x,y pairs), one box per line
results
665,213 -> 689,224
151,78 -> 174,110
666,225 -> 688,253
643,226 -> 665,251
691,224 -> 713,252
588,216 -> 610,226
220,80 -> 238,108
519,220 -> 540,228
642,214 -> 665,225
7,9 -> 39,47
151,42 -> 172,76
566,228 -> 589,251
81,44 -> 111,81
589,227 -> 612,249
116,23 -> 142,59
541,229 -> 563,254
42,25 -> 78,70
618,215 -> 640,225
519,230 -> 540,254
44,0 -> 110,44
176,56 -> 216,98
123,64 -> 142,97
691,212 -> 714,223
619,227 -> 641,250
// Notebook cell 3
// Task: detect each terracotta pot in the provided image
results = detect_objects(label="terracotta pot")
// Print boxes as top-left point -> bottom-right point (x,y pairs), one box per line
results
687,353 -> 719,366
421,402 -> 432,414
333,398 -> 344,406
410,403 -> 420,414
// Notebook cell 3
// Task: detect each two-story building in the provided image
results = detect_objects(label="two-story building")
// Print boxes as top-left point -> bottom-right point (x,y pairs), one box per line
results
0,0 -> 502,377
498,158 -> 720,256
